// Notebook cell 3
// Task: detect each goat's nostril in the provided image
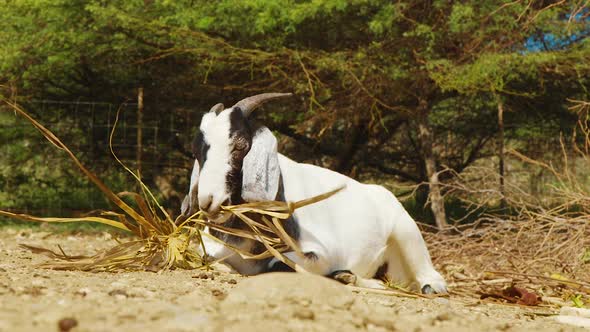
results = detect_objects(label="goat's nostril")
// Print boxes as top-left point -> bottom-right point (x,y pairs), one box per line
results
200,195 -> 213,212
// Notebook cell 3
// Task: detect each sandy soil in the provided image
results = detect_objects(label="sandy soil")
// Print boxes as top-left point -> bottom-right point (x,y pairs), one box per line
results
0,228 -> 585,332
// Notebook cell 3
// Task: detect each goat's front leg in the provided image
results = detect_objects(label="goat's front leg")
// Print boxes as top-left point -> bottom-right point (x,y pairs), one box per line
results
197,228 -> 265,275
268,250 -> 332,275
196,228 -> 234,265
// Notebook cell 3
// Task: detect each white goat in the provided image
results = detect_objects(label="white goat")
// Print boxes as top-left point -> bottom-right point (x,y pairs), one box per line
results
181,93 -> 447,293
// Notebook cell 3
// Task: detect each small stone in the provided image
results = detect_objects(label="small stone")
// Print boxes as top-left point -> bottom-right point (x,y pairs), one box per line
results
293,308 -> 315,320
31,279 -> 44,286
110,281 -> 127,288
364,315 -> 397,331
226,278 -> 237,285
108,289 -> 128,298
431,311 -> 454,326
75,288 -> 91,297
194,272 -> 214,280
211,289 -> 226,300
58,317 -> 78,332
434,297 -> 450,305
434,312 -> 451,322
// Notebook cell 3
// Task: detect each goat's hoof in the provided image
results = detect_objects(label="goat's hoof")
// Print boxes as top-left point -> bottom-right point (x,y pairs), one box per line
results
418,272 -> 448,294
329,270 -> 357,285
420,283 -> 448,294
421,285 -> 435,294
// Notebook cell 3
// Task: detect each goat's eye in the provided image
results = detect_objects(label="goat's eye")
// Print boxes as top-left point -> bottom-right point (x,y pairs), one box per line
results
234,139 -> 249,151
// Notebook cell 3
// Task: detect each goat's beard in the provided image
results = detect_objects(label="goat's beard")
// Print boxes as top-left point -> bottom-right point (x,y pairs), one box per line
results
208,189 -> 242,224
208,211 -> 232,224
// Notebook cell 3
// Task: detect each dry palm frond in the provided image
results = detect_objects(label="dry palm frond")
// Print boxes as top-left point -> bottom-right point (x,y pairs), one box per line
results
0,99 -> 342,272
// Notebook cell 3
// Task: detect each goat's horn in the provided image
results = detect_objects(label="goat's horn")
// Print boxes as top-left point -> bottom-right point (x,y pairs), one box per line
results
233,93 -> 292,117
209,103 -> 224,114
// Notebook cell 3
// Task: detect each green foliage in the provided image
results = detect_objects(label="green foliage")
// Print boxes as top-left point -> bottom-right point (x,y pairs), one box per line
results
0,111 -> 134,215
0,0 -> 588,223
571,294 -> 586,308
448,4 -> 476,34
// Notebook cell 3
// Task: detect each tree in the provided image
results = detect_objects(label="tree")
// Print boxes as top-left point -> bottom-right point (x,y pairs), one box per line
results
1,0 -> 588,227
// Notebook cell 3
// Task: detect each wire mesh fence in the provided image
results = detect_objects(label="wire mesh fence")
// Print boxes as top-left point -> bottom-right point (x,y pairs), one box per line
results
0,99 -> 196,217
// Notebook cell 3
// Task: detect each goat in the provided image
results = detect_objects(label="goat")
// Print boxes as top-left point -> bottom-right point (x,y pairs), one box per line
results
180,93 -> 447,294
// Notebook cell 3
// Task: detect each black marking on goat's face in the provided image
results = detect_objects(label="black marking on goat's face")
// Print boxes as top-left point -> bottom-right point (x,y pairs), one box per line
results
191,131 -> 210,166
226,107 -> 253,203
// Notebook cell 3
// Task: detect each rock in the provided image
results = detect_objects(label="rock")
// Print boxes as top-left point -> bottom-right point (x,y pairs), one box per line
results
75,287 -> 91,298
219,272 -> 361,330
164,312 -> 209,331
434,297 -> 450,306
108,289 -> 128,299
58,317 -> 78,332
433,312 -> 451,322
129,287 -> 155,299
293,307 -> 315,320
211,289 -> 226,300
221,272 -> 355,312
555,306 -> 590,328
175,288 -> 214,307
194,272 -> 214,280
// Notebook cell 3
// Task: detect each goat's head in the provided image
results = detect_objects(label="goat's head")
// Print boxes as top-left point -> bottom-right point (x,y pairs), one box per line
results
181,93 -> 292,223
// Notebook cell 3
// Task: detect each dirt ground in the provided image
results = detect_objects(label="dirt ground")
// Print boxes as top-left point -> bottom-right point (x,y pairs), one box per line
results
0,227 -> 585,332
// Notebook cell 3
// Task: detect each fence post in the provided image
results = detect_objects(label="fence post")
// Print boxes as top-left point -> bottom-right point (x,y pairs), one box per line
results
137,88 -> 144,182
497,98 -> 506,209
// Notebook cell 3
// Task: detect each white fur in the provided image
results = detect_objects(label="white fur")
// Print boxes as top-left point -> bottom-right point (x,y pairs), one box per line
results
273,155 -> 447,292
196,110 -> 233,213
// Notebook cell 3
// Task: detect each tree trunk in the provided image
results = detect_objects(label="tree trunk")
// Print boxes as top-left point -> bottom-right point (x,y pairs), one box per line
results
416,100 -> 447,229
497,100 -> 506,208
335,121 -> 368,175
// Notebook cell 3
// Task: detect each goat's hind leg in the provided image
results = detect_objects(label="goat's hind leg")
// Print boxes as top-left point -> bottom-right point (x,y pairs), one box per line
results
269,251 -> 387,289
386,218 -> 447,294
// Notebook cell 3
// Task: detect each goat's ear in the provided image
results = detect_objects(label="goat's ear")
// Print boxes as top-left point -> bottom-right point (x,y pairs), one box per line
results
180,194 -> 190,217
241,127 -> 280,202
181,159 -> 200,216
